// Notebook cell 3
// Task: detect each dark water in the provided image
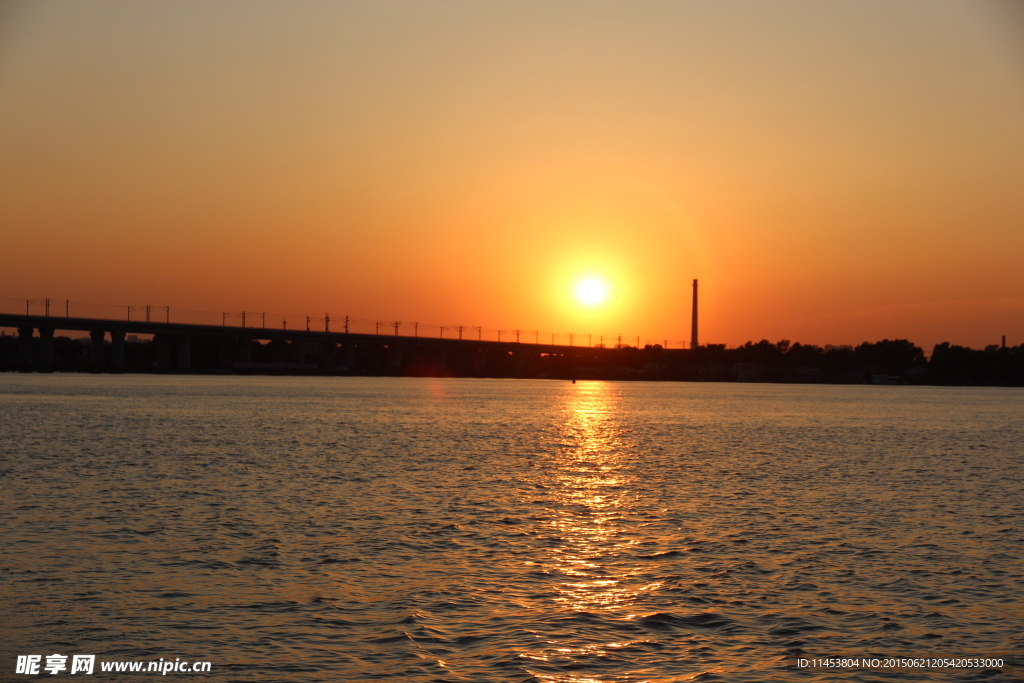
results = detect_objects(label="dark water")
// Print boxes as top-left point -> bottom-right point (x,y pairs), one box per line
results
1,376 -> 1021,681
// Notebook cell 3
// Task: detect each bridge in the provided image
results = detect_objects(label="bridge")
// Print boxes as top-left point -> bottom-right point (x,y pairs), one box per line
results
0,312 -> 622,377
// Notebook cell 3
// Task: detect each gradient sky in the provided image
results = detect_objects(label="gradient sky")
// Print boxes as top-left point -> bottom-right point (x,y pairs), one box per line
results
1,0 -> 1022,349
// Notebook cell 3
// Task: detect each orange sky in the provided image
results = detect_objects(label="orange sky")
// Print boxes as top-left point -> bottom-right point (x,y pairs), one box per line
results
1,1 -> 1022,350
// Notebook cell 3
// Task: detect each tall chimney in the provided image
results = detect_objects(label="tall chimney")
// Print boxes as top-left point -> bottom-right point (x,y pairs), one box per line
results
690,279 -> 699,349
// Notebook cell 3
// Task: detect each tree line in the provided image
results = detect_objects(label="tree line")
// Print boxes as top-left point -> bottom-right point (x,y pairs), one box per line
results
615,338 -> 1024,386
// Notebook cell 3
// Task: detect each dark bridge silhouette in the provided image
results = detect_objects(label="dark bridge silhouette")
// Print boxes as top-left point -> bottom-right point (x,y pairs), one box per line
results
1,312 -> 614,377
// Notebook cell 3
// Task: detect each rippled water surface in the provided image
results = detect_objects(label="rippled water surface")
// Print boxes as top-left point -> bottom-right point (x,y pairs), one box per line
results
1,376 -> 1022,681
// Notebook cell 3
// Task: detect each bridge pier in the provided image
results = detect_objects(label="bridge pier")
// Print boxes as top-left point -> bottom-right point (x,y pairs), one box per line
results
514,350 -> 527,376
155,334 -> 170,369
17,327 -> 33,372
177,334 -> 191,371
89,330 -> 105,372
217,338 -> 231,370
321,341 -> 336,373
388,345 -> 402,374
110,330 -> 126,372
239,337 -> 252,364
269,339 -> 288,364
38,327 -> 55,373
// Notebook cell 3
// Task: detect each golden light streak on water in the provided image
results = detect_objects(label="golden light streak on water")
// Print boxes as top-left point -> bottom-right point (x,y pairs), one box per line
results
523,382 -> 656,682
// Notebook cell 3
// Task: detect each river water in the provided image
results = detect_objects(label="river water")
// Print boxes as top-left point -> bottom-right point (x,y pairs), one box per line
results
1,375 -> 1021,681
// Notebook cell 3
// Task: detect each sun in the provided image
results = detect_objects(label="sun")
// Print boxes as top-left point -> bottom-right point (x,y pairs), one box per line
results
576,277 -> 609,307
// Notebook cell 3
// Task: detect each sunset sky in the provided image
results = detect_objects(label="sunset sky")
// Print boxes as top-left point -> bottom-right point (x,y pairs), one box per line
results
1,1 -> 1022,350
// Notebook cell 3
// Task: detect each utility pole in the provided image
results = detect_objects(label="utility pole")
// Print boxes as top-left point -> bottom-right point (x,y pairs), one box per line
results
325,315 -> 330,332
393,321 -> 400,336
514,329 -> 521,343
569,333 -> 575,347
344,316 -> 349,334
375,321 -> 381,335
242,311 -> 246,328
127,306 -> 131,321
45,298 -> 50,317
458,325 -> 463,340
164,306 -> 170,323
413,322 -> 418,337
145,305 -> 151,322
65,299 -> 69,318
261,312 -> 266,328
307,316 -> 311,332
474,326 -> 482,340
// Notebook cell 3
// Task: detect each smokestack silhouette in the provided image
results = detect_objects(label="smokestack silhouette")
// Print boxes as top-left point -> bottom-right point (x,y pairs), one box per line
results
690,279 -> 699,349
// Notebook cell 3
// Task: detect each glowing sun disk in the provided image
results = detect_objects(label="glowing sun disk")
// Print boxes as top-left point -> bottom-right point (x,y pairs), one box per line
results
577,278 -> 608,306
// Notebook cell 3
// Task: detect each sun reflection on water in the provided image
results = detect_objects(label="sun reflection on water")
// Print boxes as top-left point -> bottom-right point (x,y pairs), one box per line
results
521,381 -> 655,682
